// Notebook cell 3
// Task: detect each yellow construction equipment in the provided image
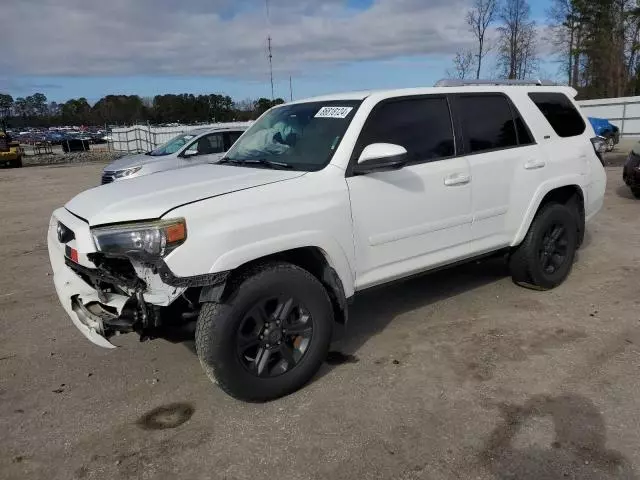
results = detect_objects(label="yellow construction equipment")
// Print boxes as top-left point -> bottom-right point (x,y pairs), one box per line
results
0,124 -> 22,168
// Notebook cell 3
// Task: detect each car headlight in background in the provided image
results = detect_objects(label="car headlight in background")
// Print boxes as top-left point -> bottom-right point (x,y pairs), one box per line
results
111,166 -> 142,179
92,218 -> 187,258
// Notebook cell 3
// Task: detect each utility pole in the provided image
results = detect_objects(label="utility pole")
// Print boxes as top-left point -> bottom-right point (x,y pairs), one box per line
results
268,36 -> 274,101
289,76 -> 293,101
266,0 -> 274,101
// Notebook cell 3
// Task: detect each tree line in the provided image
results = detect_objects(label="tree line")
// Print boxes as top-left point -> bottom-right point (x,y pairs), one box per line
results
547,0 -> 640,98
450,0 -> 640,99
0,92 -> 285,128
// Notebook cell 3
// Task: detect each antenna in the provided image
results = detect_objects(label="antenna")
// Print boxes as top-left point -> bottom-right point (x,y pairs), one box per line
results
266,0 -> 274,101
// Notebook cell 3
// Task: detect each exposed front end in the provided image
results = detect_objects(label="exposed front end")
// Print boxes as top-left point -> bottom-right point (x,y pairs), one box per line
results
47,208 -> 225,347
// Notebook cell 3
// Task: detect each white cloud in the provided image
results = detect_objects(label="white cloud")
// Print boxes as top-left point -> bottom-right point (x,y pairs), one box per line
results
2,0 -> 475,77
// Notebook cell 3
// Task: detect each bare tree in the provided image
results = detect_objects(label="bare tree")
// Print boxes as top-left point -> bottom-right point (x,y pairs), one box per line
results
446,51 -> 476,79
547,0 -> 582,87
466,0 -> 498,79
498,0 -> 538,79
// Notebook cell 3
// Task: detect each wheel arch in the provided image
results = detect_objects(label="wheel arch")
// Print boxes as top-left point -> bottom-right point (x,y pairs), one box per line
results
200,246 -> 351,326
513,181 -> 585,247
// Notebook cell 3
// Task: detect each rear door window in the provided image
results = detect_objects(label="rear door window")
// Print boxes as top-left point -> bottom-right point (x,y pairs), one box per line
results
355,96 -> 455,164
528,92 -> 586,138
454,94 -> 519,154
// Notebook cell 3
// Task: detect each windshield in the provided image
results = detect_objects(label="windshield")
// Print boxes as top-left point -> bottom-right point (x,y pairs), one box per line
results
223,101 -> 361,171
149,132 -> 198,156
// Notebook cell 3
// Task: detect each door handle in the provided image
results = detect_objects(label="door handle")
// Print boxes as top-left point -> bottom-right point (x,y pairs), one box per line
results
524,159 -> 546,170
444,173 -> 471,186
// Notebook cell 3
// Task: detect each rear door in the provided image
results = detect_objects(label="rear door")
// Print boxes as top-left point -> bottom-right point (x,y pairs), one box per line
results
451,93 -> 539,245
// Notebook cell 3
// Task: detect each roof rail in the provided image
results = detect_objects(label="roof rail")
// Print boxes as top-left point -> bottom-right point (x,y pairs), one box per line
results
434,78 -> 559,87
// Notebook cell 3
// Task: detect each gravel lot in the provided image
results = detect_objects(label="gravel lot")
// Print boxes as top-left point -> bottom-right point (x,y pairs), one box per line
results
1,161 -> 639,480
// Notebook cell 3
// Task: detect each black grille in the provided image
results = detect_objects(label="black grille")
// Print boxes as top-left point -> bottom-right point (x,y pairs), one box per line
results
101,173 -> 115,184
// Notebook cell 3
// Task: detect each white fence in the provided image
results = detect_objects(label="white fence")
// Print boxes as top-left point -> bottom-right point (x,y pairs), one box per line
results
109,122 -> 253,153
578,96 -> 640,138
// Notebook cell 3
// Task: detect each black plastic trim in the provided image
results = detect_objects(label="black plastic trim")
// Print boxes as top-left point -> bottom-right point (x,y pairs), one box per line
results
65,257 -> 146,290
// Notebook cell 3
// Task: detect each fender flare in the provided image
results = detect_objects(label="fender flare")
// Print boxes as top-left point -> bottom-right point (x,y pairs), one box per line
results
512,176 -> 585,246
199,231 -> 355,301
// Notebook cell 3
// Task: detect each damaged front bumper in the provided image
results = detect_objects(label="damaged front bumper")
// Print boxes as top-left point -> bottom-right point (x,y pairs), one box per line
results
48,208 -> 228,348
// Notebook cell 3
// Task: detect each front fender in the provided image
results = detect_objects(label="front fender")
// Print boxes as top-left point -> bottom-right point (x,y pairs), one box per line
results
209,231 -> 355,297
512,175 -> 585,246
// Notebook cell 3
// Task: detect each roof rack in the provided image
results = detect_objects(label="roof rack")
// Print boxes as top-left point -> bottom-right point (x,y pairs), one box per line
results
434,79 -> 559,87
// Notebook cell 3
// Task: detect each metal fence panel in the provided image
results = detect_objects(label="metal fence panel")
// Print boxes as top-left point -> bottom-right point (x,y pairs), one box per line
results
109,122 -> 254,153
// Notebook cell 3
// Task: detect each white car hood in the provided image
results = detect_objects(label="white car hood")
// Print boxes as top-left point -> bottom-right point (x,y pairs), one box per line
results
66,164 -> 305,226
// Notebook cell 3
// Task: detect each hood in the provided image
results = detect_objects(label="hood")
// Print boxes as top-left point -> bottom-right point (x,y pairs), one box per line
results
66,164 -> 305,226
104,152 -> 164,171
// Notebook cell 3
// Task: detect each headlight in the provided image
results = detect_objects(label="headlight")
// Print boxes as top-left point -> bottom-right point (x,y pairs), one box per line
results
92,218 -> 186,258
111,166 -> 142,179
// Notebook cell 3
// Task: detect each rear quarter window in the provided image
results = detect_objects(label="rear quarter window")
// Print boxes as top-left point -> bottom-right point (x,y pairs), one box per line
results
528,92 -> 586,138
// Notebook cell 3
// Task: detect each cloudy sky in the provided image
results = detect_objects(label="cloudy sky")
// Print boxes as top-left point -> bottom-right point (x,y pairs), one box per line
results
1,0 -> 553,103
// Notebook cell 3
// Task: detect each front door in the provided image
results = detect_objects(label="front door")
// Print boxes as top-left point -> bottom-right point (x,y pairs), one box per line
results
346,95 -> 473,290
181,132 -> 225,167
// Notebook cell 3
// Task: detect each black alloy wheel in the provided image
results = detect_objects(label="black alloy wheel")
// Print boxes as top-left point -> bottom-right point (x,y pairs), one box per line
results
236,296 -> 314,378
538,224 -> 569,275
195,262 -> 333,401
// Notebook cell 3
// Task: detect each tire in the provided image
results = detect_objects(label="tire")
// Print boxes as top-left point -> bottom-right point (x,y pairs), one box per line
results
195,262 -> 333,401
605,136 -> 615,152
632,188 -> 640,199
10,157 -> 22,168
509,203 -> 578,290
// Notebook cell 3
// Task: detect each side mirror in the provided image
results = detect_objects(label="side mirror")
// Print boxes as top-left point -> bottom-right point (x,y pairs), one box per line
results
353,143 -> 408,175
182,149 -> 198,158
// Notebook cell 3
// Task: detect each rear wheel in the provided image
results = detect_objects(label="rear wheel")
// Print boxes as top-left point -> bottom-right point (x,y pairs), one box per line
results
195,262 -> 333,401
509,203 -> 578,290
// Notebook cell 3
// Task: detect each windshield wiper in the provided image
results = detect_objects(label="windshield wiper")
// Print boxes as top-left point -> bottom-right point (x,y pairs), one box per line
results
218,158 -> 293,169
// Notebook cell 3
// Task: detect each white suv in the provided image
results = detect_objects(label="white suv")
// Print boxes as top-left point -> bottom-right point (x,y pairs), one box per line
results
48,81 -> 606,401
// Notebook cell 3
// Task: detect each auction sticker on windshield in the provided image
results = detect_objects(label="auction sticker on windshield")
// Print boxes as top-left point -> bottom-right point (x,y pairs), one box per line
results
315,106 -> 353,119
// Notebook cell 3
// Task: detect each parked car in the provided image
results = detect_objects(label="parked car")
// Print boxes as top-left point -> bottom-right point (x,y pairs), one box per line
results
48,82 -> 606,401
623,142 -> 640,198
101,127 -> 247,184
588,117 -> 620,152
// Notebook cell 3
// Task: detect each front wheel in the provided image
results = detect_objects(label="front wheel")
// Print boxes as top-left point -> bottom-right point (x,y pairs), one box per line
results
509,203 -> 578,290
195,262 -> 333,401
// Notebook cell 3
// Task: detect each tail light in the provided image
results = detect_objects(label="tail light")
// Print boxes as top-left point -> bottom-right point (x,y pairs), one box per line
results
591,136 -> 606,166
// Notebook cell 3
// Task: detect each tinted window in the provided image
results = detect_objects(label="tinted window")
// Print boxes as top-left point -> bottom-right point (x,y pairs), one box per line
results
456,95 -> 518,153
528,92 -> 585,137
228,131 -> 243,146
357,97 -> 454,163
196,133 -> 224,154
515,115 -> 534,145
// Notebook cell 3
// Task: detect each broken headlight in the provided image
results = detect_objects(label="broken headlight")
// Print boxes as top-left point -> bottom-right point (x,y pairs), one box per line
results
92,219 -> 186,258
